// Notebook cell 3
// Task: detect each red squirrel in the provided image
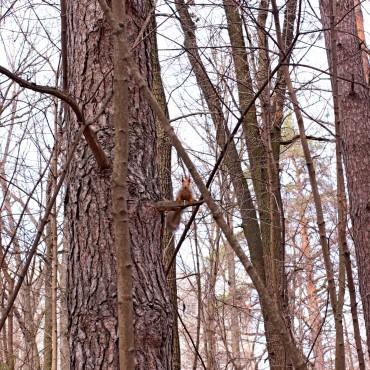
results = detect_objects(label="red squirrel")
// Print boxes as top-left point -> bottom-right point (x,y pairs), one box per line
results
167,176 -> 193,232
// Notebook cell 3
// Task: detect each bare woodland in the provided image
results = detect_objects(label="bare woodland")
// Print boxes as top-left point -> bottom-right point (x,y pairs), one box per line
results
0,0 -> 369,369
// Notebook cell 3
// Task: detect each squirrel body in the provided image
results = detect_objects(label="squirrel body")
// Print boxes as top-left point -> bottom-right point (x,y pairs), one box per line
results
167,177 -> 193,232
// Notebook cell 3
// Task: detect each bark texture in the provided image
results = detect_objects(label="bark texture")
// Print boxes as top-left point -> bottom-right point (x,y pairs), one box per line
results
320,0 -> 370,356
110,0 -> 135,368
64,1 -> 172,368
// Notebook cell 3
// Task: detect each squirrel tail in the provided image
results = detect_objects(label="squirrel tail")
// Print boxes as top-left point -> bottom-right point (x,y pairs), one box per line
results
166,209 -> 182,232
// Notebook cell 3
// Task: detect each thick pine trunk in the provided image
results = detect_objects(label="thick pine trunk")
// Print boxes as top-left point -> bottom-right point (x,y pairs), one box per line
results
320,0 -> 370,356
64,1 -> 172,368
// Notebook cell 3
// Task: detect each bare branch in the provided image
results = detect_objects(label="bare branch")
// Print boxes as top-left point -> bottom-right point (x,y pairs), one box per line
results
0,65 -> 110,169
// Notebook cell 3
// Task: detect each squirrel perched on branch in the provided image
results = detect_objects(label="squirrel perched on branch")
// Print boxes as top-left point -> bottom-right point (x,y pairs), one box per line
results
166,176 -> 193,232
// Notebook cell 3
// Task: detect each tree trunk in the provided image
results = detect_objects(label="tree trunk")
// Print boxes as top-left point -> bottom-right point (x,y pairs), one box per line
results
152,16 -> 181,370
226,244 -> 241,369
59,246 -> 70,370
301,220 -> 325,369
21,285 -> 41,370
1,287 -> 7,365
51,102 -> 59,370
204,236 -> 220,370
64,1 -> 172,368
319,0 -> 370,356
7,297 -> 14,370
44,199 -> 52,370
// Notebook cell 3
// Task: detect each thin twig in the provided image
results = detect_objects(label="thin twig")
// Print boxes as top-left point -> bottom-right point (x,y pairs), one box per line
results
0,120 -> 94,331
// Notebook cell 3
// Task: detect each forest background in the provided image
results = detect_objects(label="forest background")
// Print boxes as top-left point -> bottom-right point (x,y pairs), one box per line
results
0,0 -> 369,369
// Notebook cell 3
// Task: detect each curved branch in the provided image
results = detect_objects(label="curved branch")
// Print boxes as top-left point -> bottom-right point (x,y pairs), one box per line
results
0,65 -> 110,169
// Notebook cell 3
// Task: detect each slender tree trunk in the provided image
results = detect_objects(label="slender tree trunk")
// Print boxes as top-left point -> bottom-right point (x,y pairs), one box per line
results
344,241 -> 366,369
192,224 -> 202,370
226,244 -> 241,369
51,102 -> 59,370
21,285 -> 41,370
110,0 -> 135,368
327,1 -> 347,367
204,235 -> 220,370
45,100 -> 59,370
301,220 -> 325,369
1,287 -> 7,365
51,198 -> 58,370
152,15 -> 181,370
222,187 -> 242,369
59,0 -> 70,368
64,0 -> 172,368
0,254 -> 18,370
7,299 -> 14,370
44,204 -> 53,370
59,246 -> 70,370
344,316 -> 355,369
3,280 -> 14,370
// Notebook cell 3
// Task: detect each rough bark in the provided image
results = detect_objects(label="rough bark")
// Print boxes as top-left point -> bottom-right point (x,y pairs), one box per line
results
319,0 -> 370,357
353,0 -> 369,83
64,0 -> 172,368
